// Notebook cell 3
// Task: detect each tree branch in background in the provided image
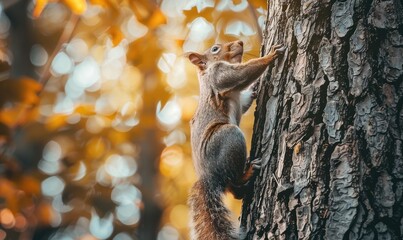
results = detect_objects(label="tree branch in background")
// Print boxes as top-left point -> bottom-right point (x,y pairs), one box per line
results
38,13 -> 79,88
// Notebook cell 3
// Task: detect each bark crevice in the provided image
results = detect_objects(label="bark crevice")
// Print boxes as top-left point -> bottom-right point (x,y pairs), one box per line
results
241,0 -> 403,239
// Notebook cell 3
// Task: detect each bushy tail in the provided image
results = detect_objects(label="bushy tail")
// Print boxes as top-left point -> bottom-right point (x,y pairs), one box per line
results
189,179 -> 241,240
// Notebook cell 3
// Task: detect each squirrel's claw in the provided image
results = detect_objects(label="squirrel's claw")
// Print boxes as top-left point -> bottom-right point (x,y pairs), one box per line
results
250,158 -> 262,170
276,46 -> 287,54
269,44 -> 286,57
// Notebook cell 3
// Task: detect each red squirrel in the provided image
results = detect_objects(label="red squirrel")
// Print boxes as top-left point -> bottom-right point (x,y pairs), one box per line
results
186,40 -> 285,239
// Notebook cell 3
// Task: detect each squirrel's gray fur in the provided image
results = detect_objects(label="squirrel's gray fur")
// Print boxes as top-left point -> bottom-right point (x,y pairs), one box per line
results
187,40 -> 285,240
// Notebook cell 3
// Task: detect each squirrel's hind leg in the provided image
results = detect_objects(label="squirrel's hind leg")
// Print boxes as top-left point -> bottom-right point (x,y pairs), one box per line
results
228,158 -> 261,199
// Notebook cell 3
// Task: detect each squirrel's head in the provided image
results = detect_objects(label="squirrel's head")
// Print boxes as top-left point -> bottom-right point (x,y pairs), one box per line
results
186,40 -> 244,71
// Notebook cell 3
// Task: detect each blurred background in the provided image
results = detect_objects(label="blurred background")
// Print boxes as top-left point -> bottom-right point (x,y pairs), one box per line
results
0,0 -> 266,239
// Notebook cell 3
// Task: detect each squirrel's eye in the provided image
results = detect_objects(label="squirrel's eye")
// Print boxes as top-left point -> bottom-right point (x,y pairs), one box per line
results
211,46 -> 220,54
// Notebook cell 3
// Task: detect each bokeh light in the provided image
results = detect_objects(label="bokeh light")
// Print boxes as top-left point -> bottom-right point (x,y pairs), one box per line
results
41,176 -> 65,197
156,99 -> 182,129
51,52 -> 74,75
89,210 -> 114,239
0,208 -> 15,229
104,154 -> 137,178
0,0 -> 266,239
30,44 -> 48,67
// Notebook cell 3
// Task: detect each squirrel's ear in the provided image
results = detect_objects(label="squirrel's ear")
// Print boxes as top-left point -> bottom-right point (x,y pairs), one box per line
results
185,52 -> 206,70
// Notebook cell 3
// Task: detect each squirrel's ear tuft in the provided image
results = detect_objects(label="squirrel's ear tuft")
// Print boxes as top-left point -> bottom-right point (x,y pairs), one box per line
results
185,52 -> 206,70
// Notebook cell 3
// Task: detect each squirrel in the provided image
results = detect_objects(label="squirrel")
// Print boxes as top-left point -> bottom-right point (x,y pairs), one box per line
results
186,40 -> 285,240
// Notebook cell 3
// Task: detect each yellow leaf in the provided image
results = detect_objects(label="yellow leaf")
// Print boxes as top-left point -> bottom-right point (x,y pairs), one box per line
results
147,9 -> 166,29
89,0 -> 111,8
33,0 -> 86,17
62,0 -> 87,14
86,137 -> 107,159
107,131 -> 128,144
89,0 -> 109,7
45,114 -> 68,130
175,39 -> 185,48
75,104 -> 95,116
108,26 -> 124,46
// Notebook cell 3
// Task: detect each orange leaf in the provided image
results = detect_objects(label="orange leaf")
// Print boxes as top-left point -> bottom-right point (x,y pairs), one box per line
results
33,0 -> 86,17
45,114 -> 68,130
62,0 -> 87,14
107,131 -> 128,144
0,105 -> 30,128
33,0 -> 49,18
89,0 -> 106,7
175,39 -> 185,48
89,0 -> 109,8
0,178 -> 18,213
147,9 -> 166,29
0,77 -> 41,128
0,77 -> 42,106
108,26 -> 124,46
75,104 -> 95,116
36,202 -> 53,225
86,137 -> 107,159
18,176 -> 41,196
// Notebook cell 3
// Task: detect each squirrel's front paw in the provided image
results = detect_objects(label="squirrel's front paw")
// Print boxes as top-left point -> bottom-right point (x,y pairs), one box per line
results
269,44 -> 286,57
250,158 -> 262,170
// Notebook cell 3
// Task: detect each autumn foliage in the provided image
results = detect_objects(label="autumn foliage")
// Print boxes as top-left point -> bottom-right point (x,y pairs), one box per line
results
0,0 -> 266,239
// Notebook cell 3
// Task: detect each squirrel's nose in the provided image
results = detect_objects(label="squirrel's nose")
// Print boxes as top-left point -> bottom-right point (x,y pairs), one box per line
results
237,40 -> 243,47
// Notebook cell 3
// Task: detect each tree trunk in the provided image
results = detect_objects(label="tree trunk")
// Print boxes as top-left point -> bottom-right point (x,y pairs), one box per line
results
241,0 -> 403,239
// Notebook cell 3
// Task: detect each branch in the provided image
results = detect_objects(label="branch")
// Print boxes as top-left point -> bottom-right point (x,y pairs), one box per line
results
38,13 -> 80,89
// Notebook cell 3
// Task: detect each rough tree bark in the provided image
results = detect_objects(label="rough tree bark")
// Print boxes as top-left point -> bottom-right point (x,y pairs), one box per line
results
241,0 -> 403,239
